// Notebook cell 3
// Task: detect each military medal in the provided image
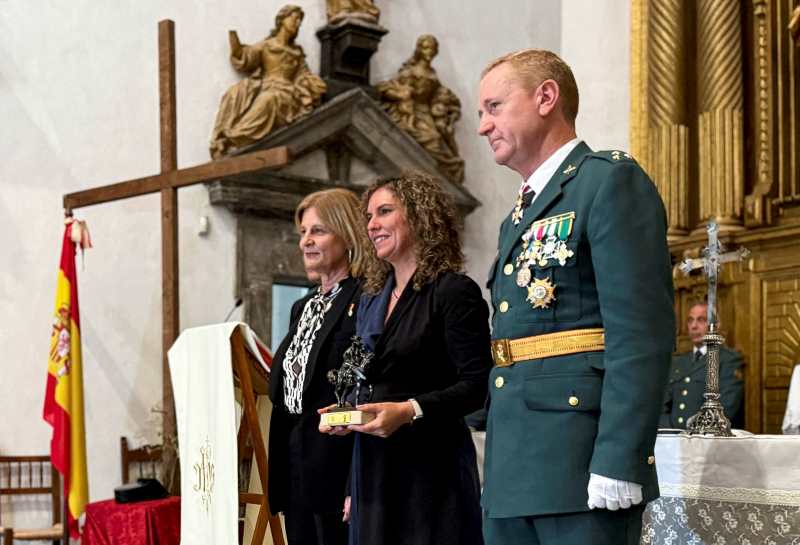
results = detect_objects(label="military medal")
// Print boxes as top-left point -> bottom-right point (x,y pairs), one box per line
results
516,267 -> 531,287
526,277 -> 556,309
516,212 -> 576,269
554,243 -> 573,266
511,189 -> 525,225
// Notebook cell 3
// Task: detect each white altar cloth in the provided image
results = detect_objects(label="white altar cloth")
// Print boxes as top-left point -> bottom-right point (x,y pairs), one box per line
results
642,432 -> 800,544
168,322 -> 268,545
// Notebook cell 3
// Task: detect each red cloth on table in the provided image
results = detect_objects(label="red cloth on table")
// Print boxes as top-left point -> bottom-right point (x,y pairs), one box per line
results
82,496 -> 180,545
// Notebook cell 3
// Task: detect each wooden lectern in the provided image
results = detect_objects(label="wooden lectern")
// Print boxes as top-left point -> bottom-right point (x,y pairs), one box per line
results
230,328 -> 285,545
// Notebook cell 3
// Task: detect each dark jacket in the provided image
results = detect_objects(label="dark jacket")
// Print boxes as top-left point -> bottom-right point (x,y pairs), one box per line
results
661,346 -> 744,429
351,272 -> 491,545
483,142 -> 675,518
267,276 -> 360,514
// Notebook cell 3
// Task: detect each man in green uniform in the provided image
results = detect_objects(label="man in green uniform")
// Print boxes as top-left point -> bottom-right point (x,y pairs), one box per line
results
661,301 -> 744,429
477,49 -> 675,545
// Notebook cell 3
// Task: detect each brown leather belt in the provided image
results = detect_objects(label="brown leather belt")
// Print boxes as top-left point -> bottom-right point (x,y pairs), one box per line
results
491,328 -> 605,367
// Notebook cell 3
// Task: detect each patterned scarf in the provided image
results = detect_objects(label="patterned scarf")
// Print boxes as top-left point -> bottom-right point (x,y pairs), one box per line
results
282,282 -> 342,414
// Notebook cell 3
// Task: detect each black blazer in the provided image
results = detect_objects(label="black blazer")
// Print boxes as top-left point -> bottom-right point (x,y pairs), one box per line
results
351,272 -> 491,545
267,276 -> 360,514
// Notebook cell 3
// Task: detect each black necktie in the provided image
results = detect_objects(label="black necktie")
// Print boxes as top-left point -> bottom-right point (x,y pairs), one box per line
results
693,350 -> 702,363
522,189 -> 536,208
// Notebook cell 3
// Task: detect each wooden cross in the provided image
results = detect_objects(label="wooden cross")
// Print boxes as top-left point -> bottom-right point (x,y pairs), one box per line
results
62,20 -> 290,489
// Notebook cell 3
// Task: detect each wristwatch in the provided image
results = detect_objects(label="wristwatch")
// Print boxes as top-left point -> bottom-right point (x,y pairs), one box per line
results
409,398 -> 424,423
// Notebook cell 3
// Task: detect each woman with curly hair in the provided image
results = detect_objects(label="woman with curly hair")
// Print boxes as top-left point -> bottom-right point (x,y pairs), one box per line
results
320,171 -> 491,545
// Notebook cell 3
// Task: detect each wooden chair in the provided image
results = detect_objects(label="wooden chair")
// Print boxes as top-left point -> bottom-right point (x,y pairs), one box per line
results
120,437 -> 163,484
0,455 -> 65,544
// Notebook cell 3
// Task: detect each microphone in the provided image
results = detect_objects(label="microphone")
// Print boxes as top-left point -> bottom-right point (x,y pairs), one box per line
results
223,297 -> 244,322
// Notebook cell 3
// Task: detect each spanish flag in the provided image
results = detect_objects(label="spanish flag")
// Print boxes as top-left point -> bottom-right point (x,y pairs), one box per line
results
43,218 -> 91,538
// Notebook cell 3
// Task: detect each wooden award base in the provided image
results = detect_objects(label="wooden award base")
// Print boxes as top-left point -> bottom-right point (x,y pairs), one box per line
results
321,408 -> 375,426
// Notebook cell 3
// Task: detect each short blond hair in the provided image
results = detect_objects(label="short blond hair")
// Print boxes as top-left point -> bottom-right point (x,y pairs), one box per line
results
482,49 -> 579,123
294,188 -> 369,278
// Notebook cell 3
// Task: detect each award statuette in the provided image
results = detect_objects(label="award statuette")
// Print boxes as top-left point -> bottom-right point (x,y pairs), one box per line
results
321,336 -> 376,427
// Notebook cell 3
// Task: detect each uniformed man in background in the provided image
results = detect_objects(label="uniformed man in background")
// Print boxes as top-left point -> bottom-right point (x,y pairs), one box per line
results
661,301 -> 744,429
477,49 -> 675,545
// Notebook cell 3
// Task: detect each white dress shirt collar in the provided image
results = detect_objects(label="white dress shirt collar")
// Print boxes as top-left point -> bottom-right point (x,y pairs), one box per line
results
521,138 -> 582,199
694,345 -> 708,357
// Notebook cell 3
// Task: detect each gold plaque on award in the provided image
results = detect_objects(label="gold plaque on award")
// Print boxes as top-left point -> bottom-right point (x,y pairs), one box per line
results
321,408 -> 375,427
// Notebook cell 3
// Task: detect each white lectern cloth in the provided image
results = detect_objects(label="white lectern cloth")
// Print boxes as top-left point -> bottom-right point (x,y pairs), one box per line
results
168,322 -> 269,545
783,364 -> 800,435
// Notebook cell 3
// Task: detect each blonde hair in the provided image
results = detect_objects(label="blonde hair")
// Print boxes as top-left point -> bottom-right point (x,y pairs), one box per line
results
482,49 -> 579,123
294,188 -> 369,278
361,171 -> 464,294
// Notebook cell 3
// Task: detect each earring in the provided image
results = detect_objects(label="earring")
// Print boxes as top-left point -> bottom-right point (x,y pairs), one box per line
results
347,248 -> 353,263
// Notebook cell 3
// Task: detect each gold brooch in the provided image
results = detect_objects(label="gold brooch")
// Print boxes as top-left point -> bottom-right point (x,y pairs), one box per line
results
526,277 -> 556,309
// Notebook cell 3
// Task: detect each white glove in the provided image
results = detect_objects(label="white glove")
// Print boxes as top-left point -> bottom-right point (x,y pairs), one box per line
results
587,473 -> 643,511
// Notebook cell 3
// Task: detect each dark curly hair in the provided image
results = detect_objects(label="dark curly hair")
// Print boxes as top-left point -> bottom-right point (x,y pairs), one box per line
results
362,171 -> 464,294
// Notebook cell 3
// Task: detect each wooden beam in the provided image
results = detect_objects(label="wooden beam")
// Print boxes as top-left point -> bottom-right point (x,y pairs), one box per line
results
159,20 -> 177,174
174,146 -> 291,187
62,147 -> 290,210
159,18 -> 181,497
62,172 -> 173,210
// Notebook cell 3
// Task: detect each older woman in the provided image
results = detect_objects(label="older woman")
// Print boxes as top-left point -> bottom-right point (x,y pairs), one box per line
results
268,188 -> 368,545
322,172 -> 491,545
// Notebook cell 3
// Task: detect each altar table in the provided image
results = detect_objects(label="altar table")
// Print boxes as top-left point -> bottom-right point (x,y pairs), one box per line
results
642,433 -> 800,545
82,496 -> 180,545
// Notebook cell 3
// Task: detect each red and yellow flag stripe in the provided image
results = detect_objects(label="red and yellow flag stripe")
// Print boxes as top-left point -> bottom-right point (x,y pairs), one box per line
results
43,220 -> 89,538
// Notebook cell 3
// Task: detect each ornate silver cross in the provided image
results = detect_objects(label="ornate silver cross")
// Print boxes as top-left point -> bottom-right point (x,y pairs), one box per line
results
678,221 -> 750,436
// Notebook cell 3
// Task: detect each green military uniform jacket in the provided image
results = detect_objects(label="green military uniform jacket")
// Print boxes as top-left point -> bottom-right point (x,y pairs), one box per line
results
660,346 -> 744,429
483,141 -> 675,518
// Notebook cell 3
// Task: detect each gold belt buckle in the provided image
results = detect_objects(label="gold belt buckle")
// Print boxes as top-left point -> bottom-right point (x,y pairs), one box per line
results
491,339 -> 512,366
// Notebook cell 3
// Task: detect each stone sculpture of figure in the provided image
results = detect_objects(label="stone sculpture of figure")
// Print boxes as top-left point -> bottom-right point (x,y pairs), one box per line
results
326,0 -> 380,24
209,5 -> 326,159
376,35 -> 465,184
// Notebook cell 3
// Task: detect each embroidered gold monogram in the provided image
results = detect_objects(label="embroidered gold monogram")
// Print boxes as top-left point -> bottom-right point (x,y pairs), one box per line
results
193,438 -> 215,513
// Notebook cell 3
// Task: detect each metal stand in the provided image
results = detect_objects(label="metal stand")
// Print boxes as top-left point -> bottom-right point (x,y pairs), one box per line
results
680,221 -> 748,437
686,327 -> 733,436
